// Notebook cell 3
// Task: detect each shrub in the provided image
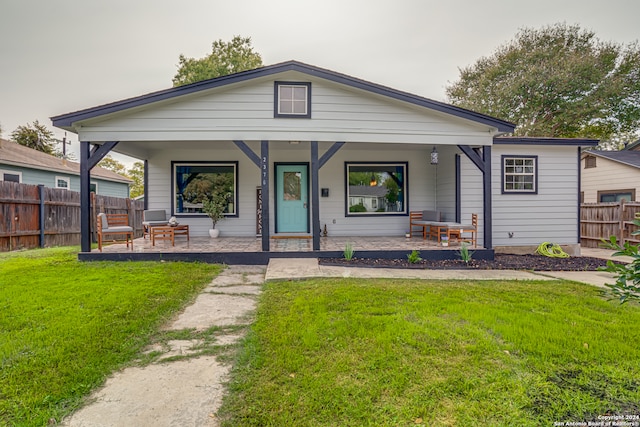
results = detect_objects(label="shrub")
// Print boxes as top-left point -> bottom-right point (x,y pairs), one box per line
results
343,242 -> 355,261
459,243 -> 474,264
599,218 -> 640,304
407,250 -> 422,264
349,203 -> 367,213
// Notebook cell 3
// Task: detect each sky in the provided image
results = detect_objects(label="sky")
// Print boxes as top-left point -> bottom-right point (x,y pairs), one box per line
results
1,0 -> 639,165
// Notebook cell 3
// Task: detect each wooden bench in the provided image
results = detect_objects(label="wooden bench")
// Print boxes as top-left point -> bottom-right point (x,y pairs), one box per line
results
97,213 -> 133,252
409,210 -> 441,239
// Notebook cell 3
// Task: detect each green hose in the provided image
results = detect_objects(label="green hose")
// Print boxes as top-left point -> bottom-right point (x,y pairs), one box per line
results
536,242 -> 569,258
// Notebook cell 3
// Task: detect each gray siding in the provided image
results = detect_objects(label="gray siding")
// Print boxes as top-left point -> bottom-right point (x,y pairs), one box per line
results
459,152 -> 484,246
491,145 -> 579,246
77,74 -> 495,147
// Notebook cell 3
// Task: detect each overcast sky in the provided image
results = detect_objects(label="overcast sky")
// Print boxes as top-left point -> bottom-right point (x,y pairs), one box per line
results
1,0 -> 639,164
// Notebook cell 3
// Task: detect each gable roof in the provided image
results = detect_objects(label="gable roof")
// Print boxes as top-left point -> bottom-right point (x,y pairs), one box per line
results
0,139 -> 132,183
625,139 -> 640,151
51,60 -> 515,133
583,150 -> 640,170
349,185 -> 389,197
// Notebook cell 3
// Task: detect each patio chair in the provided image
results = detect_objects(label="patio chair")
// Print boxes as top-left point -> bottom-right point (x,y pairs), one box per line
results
448,213 -> 477,248
142,209 -> 169,239
97,213 -> 133,252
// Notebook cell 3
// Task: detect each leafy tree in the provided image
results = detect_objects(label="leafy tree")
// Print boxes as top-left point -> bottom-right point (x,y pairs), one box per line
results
11,120 -> 56,154
172,35 -> 263,87
446,23 -> 640,144
128,161 -> 144,198
98,155 -> 128,175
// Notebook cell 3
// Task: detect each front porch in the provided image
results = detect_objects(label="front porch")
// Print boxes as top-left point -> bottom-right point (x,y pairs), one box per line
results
80,235 -> 492,265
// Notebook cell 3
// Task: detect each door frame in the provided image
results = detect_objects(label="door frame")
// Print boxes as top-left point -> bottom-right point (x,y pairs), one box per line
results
274,162 -> 310,234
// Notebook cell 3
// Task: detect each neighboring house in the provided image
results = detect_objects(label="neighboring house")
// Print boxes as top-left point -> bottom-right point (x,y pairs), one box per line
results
51,60 -> 597,254
348,185 -> 389,213
0,138 -> 131,197
625,139 -> 640,151
581,150 -> 640,203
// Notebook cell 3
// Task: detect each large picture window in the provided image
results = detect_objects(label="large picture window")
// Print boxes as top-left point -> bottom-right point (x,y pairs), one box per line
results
345,162 -> 407,216
172,162 -> 238,216
502,156 -> 537,194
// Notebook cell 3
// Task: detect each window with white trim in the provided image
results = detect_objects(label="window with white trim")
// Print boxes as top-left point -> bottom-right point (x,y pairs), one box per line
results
502,156 -> 537,194
0,170 -> 21,183
172,162 -> 238,216
274,82 -> 311,118
55,176 -> 70,190
90,182 -> 98,193
345,162 -> 407,216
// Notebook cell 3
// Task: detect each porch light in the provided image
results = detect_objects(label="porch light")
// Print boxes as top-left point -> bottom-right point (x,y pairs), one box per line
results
430,146 -> 439,165
369,174 -> 377,187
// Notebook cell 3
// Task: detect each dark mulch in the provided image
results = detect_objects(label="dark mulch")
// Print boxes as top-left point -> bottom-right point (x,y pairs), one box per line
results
319,254 -> 618,271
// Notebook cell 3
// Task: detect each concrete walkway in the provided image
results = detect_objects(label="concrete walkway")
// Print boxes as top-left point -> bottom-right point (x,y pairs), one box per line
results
62,265 -> 265,427
264,256 -> 619,289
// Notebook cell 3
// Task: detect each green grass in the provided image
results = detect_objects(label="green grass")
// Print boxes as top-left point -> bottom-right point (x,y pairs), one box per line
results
219,278 -> 640,426
0,247 -> 221,427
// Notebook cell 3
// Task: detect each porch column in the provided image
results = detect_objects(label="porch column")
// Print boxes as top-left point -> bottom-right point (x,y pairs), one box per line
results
311,141 -> 320,250
79,141 -> 120,252
80,142 -> 91,252
483,146 -> 492,249
261,140 -> 270,252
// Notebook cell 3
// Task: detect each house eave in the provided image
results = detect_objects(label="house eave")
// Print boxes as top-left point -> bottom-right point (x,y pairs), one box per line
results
494,137 -> 599,146
581,151 -> 640,170
0,159 -> 132,184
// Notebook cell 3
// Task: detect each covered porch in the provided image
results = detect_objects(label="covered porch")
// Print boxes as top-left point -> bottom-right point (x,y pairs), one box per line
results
81,235 -> 493,264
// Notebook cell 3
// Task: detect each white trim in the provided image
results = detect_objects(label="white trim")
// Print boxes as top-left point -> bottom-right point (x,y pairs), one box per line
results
0,169 -> 22,183
55,175 -> 71,190
90,181 -> 99,194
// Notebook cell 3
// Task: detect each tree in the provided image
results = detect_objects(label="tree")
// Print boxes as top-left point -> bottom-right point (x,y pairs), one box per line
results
11,120 -> 56,154
128,161 -> 144,198
98,155 -> 128,176
446,23 -> 640,145
172,35 -> 263,87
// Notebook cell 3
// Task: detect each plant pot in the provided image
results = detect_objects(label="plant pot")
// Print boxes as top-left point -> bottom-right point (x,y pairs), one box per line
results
209,228 -> 220,238
405,233 -> 411,238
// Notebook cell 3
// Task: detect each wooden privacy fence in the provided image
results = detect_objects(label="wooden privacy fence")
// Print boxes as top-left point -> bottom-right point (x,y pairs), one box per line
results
581,200 -> 640,248
0,181 -> 144,252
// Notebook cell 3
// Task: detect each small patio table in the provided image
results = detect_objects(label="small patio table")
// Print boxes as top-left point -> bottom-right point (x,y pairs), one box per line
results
150,224 -> 190,246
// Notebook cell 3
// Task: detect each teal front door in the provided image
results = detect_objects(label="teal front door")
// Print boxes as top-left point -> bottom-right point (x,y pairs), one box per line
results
276,164 -> 309,233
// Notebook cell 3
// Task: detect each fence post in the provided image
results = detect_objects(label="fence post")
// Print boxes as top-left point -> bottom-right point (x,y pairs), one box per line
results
620,199 -> 626,245
38,185 -> 45,248
126,198 -> 132,227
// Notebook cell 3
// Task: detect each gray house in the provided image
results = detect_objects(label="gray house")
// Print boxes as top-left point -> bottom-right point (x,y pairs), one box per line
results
0,138 -> 131,197
51,61 -> 597,255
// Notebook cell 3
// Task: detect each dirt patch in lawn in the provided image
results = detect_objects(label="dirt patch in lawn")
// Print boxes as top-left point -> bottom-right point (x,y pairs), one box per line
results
319,254 -> 618,271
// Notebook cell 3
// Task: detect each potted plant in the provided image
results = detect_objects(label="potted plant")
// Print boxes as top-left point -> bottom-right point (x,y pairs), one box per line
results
202,191 -> 231,238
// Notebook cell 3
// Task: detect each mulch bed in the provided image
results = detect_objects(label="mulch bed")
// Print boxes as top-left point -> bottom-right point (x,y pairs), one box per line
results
319,254 -> 618,271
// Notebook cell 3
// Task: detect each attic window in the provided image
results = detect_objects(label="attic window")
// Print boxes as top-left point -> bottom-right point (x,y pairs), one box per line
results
585,155 -> 596,169
274,82 -> 311,118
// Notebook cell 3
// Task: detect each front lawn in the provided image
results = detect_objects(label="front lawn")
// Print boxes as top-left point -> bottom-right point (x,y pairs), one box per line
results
0,247 -> 221,427
219,278 -> 640,426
